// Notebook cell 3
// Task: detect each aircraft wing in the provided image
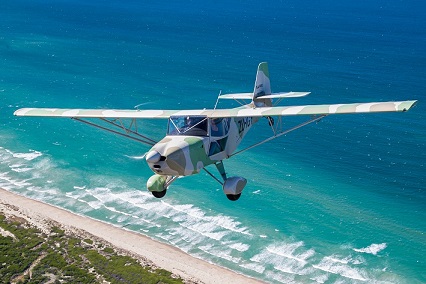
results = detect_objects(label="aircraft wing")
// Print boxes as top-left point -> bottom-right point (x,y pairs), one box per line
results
208,100 -> 417,118
14,108 -> 179,118
14,100 -> 416,119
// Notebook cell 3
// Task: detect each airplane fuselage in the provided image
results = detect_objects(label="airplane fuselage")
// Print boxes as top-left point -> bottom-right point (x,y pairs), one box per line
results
145,115 -> 258,177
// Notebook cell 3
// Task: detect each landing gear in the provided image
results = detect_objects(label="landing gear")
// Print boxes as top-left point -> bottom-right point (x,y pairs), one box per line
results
226,193 -> 241,201
203,162 -> 247,201
152,189 -> 167,198
147,174 -> 177,198
223,176 -> 247,199
147,162 -> 248,201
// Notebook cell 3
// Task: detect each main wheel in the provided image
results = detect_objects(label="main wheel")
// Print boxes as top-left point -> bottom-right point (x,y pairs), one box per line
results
152,189 -> 167,198
226,193 -> 241,201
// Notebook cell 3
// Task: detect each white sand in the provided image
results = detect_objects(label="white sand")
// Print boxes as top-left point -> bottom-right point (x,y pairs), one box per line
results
0,188 -> 262,284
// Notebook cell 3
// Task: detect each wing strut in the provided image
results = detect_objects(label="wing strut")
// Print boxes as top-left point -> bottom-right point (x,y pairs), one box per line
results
230,114 -> 327,157
100,118 -> 157,144
73,118 -> 157,146
203,168 -> 224,185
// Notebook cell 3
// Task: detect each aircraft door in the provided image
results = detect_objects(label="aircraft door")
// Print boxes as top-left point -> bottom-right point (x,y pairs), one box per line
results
209,118 -> 231,157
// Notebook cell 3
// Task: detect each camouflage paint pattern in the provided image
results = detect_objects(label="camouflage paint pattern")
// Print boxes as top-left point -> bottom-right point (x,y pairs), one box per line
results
146,174 -> 167,192
146,136 -> 213,176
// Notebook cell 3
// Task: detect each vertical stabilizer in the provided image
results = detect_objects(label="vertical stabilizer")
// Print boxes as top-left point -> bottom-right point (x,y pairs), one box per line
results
253,62 -> 271,98
253,62 -> 272,106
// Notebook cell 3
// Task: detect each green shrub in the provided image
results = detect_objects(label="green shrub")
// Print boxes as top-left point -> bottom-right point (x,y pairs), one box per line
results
1,212 -> 183,284
103,247 -> 115,254
83,238 -> 93,244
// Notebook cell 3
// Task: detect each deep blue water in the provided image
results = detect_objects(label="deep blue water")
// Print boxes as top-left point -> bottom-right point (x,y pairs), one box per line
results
1,0 -> 425,282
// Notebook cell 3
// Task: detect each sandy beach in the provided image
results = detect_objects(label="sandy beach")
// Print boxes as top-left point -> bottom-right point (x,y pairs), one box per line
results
0,188 -> 262,284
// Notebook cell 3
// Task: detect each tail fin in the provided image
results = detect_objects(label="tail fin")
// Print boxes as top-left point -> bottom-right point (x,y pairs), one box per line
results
253,62 -> 272,106
218,62 -> 310,106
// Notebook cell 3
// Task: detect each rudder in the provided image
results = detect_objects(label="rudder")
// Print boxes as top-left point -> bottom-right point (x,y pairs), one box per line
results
253,62 -> 272,106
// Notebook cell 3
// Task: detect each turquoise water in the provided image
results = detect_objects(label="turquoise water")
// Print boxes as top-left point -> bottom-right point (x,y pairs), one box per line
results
1,0 -> 425,282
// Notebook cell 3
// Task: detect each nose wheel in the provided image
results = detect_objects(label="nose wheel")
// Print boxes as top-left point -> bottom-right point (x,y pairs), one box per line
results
147,175 -> 177,198
152,189 -> 167,198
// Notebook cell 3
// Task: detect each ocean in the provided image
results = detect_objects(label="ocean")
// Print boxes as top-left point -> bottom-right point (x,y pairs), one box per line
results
1,0 -> 425,282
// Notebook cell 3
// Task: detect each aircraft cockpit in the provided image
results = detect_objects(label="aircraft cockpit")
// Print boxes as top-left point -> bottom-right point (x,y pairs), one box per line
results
167,115 -> 208,136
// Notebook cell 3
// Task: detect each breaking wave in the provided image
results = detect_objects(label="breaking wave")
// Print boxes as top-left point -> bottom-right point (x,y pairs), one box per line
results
0,146 -> 407,283
353,243 -> 387,255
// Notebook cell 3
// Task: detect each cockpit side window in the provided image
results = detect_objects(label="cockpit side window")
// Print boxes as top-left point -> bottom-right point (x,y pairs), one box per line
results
167,116 -> 208,136
210,118 -> 231,137
208,118 -> 231,156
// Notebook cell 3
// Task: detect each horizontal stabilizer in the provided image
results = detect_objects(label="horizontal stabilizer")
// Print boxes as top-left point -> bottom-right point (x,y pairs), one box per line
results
257,92 -> 310,99
14,100 -> 417,119
218,93 -> 253,100
219,91 -> 310,100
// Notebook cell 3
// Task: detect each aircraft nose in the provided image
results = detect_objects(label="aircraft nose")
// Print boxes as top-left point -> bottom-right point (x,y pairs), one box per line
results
146,150 -> 161,163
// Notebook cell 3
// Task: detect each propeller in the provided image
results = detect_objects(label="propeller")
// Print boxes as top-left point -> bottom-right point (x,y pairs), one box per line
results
124,152 -> 148,160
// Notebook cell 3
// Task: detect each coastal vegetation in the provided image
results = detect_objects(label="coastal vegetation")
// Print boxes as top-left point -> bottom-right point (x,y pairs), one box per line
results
0,213 -> 184,283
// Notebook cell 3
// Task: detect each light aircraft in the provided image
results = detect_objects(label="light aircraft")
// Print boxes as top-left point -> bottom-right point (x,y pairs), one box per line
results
14,62 -> 417,201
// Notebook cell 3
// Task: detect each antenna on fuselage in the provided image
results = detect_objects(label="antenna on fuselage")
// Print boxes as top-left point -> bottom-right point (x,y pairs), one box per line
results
213,90 -> 222,110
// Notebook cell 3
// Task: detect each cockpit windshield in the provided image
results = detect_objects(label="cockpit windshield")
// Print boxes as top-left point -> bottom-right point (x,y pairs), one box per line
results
167,115 -> 208,136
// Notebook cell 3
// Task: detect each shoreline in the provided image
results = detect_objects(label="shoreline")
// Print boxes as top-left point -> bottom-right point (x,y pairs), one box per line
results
0,188 -> 262,284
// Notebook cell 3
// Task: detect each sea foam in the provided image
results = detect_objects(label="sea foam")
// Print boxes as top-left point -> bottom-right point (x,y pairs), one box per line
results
353,243 -> 387,255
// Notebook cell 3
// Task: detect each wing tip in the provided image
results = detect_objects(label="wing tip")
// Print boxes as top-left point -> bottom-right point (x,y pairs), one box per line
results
400,100 -> 418,112
14,108 -> 31,116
